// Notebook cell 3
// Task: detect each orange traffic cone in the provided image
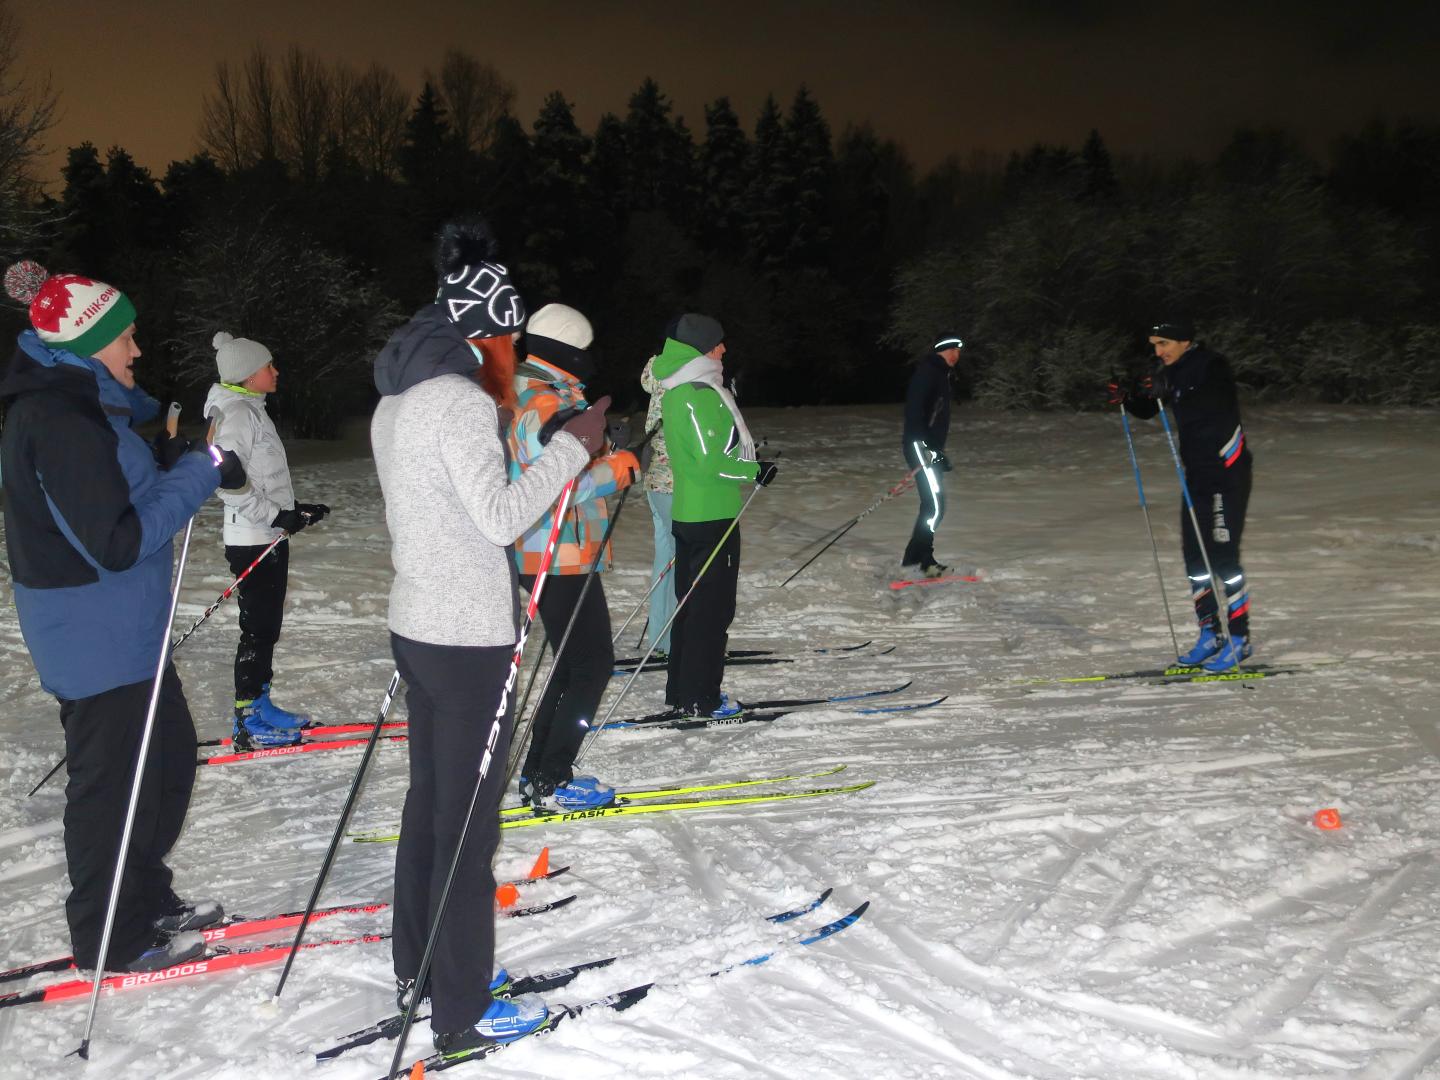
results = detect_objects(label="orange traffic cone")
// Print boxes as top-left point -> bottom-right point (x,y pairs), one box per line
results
495,882 -> 520,908
527,846 -> 551,880
409,1060 -> 425,1079
1313,808 -> 1342,830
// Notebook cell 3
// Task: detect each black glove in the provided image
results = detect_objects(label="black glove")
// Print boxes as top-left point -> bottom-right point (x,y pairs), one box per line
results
1105,376 -> 1129,407
297,502 -> 330,526
931,449 -> 952,472
557,395 -> 611,457
272,502 -> 330,533
606,417 -> 632,451
209,446 -> 247,490
152,432 -> 194,470
755,460 -> 779,487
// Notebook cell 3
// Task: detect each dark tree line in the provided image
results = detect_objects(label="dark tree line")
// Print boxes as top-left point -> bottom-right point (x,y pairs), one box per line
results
4,36 -> 1440,438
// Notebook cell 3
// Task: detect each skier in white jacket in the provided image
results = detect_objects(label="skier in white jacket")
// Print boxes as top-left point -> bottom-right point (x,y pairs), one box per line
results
205,332 -> 329,749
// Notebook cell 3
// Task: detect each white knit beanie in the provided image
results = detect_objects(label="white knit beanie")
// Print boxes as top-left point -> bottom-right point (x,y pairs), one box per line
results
214,331 -> 273,384
526,304 -> 593,350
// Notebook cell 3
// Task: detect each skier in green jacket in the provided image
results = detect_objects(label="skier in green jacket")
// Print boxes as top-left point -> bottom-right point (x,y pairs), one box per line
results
653,314 -> 778,717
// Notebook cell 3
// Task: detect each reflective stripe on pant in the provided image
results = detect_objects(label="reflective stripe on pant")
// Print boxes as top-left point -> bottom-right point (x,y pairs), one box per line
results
1181,461 -> 1252,638
902,440 -> 945,566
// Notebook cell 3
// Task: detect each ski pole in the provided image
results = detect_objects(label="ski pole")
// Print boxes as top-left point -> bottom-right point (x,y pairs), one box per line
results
779,467 -> 919,588
613,560 -> 672,647
510,424 -> 657,744
171,533 -> 288,651
576,481 -> 766,767
388,479 -> 576,1080
1155,401 -> 1235,654
75,405 -> 197,1059
505,472 -> 642,794
1119,404 -> 1181,658
270,669 -> 401,1000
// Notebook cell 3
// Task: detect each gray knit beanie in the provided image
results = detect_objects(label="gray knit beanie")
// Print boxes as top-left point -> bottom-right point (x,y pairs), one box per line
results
214,331 -> 273,384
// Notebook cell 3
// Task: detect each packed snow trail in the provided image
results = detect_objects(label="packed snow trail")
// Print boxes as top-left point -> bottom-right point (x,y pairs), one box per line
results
1,404 -> 1438,1078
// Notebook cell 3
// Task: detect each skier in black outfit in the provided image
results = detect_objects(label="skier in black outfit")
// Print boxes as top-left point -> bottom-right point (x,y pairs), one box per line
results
1113,318 -> 1253,671
900,335 -> 963,576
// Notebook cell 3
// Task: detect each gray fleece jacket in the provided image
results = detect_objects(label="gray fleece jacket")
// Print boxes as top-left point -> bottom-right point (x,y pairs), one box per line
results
371,305 -> 589,647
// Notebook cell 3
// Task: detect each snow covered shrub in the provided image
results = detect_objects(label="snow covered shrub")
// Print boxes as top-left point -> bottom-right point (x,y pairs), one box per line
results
1292,319 -> 1388,403
168,214 -> 401,437
1397,324 -> 1440,408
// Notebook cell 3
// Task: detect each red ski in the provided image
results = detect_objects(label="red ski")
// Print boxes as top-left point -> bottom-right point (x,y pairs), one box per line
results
201,722 -> 407,749
201,734 -> 408,766
0,933 -> 389,1010
0,902 -> 390,985
889,573 -> 981,590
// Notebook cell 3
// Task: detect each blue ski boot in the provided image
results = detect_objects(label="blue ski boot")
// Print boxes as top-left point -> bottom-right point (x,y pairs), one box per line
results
255,684 -> 309,730
433,995 -> 549,1050
232,701 -> 304,752
1202,634 -> 1251,672
707,692 -> 742,719
551,775 -> 616,811
1177,624 -> 1222,666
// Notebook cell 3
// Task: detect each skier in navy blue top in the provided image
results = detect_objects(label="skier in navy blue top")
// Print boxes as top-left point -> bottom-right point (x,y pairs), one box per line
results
1115,318 -> 1254,671
1,261 -> 245,973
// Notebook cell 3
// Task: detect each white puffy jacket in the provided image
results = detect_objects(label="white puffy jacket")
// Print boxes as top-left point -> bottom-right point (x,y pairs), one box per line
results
204,383 -> 295,546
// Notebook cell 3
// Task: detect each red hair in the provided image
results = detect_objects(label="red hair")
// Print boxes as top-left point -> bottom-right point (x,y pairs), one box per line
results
468,334 -> 517,409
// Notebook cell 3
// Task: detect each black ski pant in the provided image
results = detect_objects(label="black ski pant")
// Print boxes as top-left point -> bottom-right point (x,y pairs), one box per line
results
1180,461 -> 1252,639
390,633 -> 512,1034
59,664 -> 197,969
518,572 -> 613,787
666,519 -> 740,714
226,541 -> 289,703
901,440 -> 946,567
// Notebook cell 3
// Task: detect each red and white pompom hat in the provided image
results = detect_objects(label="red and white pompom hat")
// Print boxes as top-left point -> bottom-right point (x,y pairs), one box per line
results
3,260 -> 137,357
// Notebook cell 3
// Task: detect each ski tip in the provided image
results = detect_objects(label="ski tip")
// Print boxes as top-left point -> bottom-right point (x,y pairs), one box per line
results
818,886 -> 834,904
527,846 -> 551,880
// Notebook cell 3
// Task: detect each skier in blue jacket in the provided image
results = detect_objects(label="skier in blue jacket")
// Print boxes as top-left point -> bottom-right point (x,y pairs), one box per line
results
1,261 -> 245,973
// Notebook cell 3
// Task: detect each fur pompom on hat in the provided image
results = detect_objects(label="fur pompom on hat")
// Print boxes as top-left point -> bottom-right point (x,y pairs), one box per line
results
213,330 -> 274,384
4,259 -> 137,357
434,215 -> 526,340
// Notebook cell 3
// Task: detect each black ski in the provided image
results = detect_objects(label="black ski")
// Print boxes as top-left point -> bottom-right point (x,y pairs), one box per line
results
613,640 -> 890,675
315,890 -> 836,1061
603,681 -> 912,730
372,900 -> 869,1076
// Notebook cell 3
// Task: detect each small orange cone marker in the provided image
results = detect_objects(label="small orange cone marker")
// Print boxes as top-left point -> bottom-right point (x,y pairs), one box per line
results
527,846 -> 551,880
495,882 -> 520,908
1313,808 -> 1342,830
409,1060 -> 425,1079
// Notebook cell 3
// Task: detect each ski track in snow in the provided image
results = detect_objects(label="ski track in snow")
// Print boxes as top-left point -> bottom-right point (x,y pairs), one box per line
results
2,403 -> 1439,1078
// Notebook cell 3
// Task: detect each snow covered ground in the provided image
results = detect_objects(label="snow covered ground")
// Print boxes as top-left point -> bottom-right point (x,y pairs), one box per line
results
2,402 -> 1439,1079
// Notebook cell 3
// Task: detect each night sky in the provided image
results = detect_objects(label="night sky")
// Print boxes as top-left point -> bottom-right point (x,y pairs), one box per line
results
15,0 -> 1440,181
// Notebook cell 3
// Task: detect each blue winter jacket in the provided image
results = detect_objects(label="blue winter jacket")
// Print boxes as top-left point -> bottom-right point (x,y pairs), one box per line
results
0,331 -> 219,699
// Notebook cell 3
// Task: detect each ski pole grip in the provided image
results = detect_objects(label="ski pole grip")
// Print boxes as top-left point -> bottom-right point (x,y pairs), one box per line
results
166,402 -> 181,438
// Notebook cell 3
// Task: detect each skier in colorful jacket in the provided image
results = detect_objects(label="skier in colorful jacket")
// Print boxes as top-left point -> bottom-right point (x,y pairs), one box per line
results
654,314 -> 778,718
1115,318 -> 1254,671
1,260 -> 243,973
505,303 -> 638,811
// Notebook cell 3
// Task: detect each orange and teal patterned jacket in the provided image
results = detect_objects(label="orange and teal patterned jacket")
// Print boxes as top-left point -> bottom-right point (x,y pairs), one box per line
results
506,356 -> 636,575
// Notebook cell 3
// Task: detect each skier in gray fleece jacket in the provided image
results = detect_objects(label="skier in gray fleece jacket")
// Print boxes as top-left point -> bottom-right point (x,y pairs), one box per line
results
370,216 -> 608,1053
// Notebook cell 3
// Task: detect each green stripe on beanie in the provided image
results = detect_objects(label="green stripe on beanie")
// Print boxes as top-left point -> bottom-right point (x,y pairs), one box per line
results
68,292 -> 137,357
